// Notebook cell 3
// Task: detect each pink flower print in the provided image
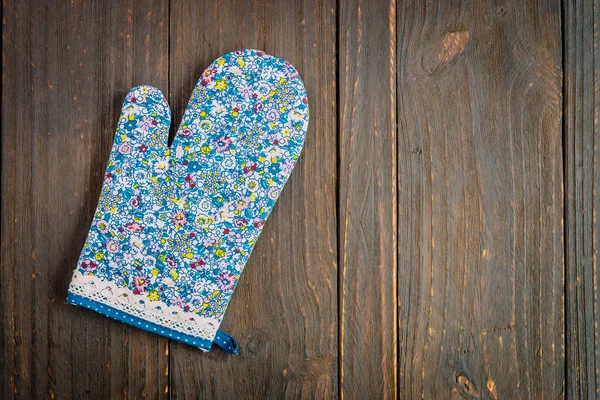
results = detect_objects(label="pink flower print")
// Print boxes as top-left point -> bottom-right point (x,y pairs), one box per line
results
266,109 -> 280,121
124,222 -> 143,232
190,258 -> 206,270
137,115 -> 156,131
167,256 -> 177,267
106,240 -> 120,253
200,68 -> 215,86
234,219 -> 248,228
282,159 -> 295,174
243,161 -> 257,175
217,272 -> 236,292
132,274 -> 150,294
268,187 -> 279,200
236,196 -> 251,210
171,210 -> 187,227
184,174 -> 196,188
237,83 -> 253,100
283,62 -> 299,79
81,260 -> 98,272
214,136 -> 232,153
169,294 -> 186,308
130,195 -> 140,208
96,220 -> 109,233
138,144 -> 148,153
176,145 -> 184,159
229,232 -> 245,244
203,237 -> 217,248
118,142 -> 132,155
161,277 -> 175,287
254,102 -> 264,113
104,172 -> 114,184
180,128 -> 193,137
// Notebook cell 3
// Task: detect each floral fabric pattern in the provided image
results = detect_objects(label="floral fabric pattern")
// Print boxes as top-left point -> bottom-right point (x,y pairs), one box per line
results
67,49 -> 309,349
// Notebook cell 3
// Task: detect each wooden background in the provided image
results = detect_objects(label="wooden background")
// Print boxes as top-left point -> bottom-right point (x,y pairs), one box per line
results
1,0 -> 598,398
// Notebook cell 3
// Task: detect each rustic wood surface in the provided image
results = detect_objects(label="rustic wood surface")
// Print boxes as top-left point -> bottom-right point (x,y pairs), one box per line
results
397,1 -> 564,398
564,0 -> 600,398
1,0 -> 598,399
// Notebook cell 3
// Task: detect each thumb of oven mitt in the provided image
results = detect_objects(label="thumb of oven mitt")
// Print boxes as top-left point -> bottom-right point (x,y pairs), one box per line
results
66,49 -> 309,353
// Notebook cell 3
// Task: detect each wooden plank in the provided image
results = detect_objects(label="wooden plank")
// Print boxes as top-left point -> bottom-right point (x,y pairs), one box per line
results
396,1 -> 563,398
338,0 -> 397,397
564,0 -> 600,397
1,0 -> 170,398
168,1 -> 338,398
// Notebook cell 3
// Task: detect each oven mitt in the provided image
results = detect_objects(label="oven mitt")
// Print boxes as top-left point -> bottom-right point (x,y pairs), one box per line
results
66,49 -> 309,353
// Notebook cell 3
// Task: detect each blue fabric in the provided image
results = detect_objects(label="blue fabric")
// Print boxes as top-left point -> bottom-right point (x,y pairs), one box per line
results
213,330 -> 239,354
66,49 -> 309,352
66,292 -> 214,350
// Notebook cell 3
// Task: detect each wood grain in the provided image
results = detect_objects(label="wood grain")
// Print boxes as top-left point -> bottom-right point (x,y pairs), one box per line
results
167,1 -> 338,398
338,0 -> 397,398
3,0 -> 600,398
1,0 -> 170,398
564,0 -> 600,397
396,1 -> 564,398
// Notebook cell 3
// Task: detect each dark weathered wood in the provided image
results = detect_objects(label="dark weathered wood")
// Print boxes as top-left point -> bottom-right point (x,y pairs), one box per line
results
564,0 -> 600,397
4,0 -> 600,398
168,1 -> 338,398
396,1 -> 564,398
338,0 -> 397,398
1,1 -> 170,398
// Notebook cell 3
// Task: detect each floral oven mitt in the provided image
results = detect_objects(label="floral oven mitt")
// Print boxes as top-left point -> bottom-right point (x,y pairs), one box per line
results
67,50 -> 309,353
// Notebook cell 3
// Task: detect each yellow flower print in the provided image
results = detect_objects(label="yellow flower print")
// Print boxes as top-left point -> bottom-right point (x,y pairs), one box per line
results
215,249 -> 226,258
201,145 -> 211,155
151,268 -> 159,276
157,254 -> 167,262
94,252 -> 105,261
214,79 -> 227,90
236,57 -> 245,68
199,120 -> 213,131
147,290 -> 160,301
170,269 -> 179,280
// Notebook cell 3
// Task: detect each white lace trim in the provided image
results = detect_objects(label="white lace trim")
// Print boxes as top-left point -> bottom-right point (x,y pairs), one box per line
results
68,270 -> 219,340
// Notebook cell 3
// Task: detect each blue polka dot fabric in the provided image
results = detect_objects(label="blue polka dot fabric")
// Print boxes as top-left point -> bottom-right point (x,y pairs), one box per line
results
67,49 -> 309,352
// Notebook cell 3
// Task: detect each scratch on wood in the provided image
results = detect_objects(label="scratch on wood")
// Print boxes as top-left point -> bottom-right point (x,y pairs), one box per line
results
487,378 -> 498,399
455,372 -> 478,398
